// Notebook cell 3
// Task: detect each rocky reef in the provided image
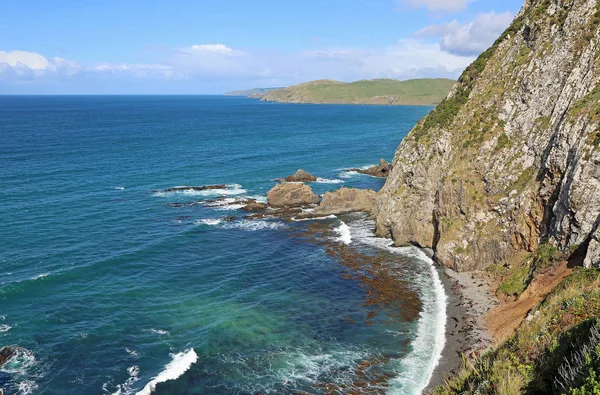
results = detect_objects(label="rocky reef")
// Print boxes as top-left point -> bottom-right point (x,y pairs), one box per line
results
377,0 -> 600,272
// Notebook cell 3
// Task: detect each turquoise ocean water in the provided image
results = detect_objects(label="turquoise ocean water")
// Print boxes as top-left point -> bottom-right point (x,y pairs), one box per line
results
0,96 -> 446,394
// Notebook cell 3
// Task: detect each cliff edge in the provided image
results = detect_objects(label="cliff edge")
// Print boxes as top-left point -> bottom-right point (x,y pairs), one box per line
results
377,0 -> 600,272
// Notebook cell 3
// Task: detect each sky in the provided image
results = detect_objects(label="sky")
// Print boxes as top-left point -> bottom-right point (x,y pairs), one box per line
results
0,0 -> 524,94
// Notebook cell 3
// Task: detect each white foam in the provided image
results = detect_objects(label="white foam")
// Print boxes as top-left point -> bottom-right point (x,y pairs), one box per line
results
194,219 -> 222,226
0,324 -> 11,333
338,170 -> 359,179
215,204 -> 246,211
0,347 -> 36,375
17,380 -> 38,395
149,328 -> 170,336
291,215 -> 337,222
245,195 -> 267,203
114,186 -> 126,190
334,220 -> 352,244
348,219 -> 447,395
315,178 -> 345,184
224,220 -> 285,231
31,273 -> 50,280
110,365 -> 141,395
154,184 -> 246,198
136,349 -> 198,395
126,348 -> 140,358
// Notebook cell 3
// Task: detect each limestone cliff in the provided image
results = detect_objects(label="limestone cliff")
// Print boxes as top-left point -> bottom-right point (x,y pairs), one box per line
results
377,0 -> 600,271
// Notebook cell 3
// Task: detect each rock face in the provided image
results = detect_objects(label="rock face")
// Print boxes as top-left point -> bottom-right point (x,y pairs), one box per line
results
267,183 -> 319,208
314,188 -> 377,215
282,169 -> 318,182
377,0 -> 600,271
351,159 -> 392,178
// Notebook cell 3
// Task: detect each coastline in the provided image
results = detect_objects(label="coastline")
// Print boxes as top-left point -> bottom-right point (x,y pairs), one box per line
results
424,265 -> 498,392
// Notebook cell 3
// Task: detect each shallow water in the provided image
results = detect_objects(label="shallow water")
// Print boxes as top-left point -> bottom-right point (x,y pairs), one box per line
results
0,96 -> 443,394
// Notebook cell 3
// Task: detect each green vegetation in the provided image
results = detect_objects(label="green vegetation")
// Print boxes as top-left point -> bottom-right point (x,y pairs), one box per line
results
260,78 -> 456,106
495,133 -> 511,151
433,268 -> 600,395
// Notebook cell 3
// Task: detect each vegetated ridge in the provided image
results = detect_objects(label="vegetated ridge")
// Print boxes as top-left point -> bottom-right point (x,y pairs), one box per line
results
258,78 -> 456,106
374,0 -> 600,392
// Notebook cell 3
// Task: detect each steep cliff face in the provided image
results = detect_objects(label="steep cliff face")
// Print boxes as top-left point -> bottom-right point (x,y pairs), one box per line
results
377,0 -> 600,271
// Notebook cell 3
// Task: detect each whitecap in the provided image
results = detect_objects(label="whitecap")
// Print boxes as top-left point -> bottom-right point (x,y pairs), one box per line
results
114,186 -> 126,190
149,328 -> 170,336
154,184 -> 246,198
338,170 -> 359,179
214,204 -> 246,211
315,178 -> 345,184
17,380 -> 38,395
136,349 -> 198,395
126,348 -> 140,358
194,219 -> 222,226
0,324 -> 11,333
31,273 -> 50,280
110,365 -> 140,395
333,220 -> 352,245
223,220 -> 284,231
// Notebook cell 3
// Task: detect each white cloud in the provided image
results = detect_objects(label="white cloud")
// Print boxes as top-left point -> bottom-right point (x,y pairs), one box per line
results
415,11 -> 514,56
0,41 -> 475,92
401,0 -> 474,13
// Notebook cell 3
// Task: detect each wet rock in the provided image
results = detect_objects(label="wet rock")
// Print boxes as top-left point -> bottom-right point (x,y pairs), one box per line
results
313,187 -> 377,216
350,159 -> 391,178
162,185 -> 226,192
281,169 -> 318,182
267,183 -> 319,208
240,200 -> 268,212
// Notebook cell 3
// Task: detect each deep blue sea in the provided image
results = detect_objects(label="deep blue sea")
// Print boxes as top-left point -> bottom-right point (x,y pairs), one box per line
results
0,96 -> 446,395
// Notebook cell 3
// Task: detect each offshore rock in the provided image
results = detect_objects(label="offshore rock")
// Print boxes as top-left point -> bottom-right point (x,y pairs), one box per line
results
314,188 -> 377,216
282,169 -> 318,182
377,0 -> 600,271
350,159 -> 392,178
267,183 -> 319,208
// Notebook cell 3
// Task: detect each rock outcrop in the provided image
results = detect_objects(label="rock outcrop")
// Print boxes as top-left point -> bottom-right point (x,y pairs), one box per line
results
281,169 -> 318,182
267,183 -> 319,208
350,159 -> 392,178
377,0 -> 600,271
314,188 -> 377,216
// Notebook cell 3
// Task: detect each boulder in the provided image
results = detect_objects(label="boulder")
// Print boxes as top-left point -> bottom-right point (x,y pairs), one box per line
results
350,159 -> 391,178
267,183 -> 319,208
0,345 -> 21,368
313,188 -> 377,215
282,169 -> 318,182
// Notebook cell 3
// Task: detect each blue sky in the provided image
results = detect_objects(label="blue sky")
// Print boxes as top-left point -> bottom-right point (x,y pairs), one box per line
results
0,0 -> 523,94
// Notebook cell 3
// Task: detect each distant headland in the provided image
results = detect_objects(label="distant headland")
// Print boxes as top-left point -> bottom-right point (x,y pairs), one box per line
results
224,78 -> 455,106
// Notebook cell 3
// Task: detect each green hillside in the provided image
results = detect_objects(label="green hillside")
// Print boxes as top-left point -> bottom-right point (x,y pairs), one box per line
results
259,78 -> 456,106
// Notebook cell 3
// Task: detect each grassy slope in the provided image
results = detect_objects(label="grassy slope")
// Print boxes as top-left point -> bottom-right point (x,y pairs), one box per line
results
261,78 -> 456,105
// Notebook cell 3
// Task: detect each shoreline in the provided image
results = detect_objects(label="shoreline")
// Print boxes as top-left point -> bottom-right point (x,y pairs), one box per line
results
424,265 -> 498,392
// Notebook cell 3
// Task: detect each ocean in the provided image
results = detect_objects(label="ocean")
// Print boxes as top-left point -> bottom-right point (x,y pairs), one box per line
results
0,96 -> 445,394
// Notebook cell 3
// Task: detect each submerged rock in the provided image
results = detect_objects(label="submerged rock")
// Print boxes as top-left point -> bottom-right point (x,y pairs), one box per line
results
267,183 -> 319,208
314,188 -> 377,216
350,159 -> 391,178
281,169 -> 318,182
0,345 -> 22,368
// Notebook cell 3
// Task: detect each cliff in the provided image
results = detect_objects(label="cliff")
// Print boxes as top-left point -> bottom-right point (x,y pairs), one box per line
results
259,78 -> 455,106
377,0 -> 600,273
